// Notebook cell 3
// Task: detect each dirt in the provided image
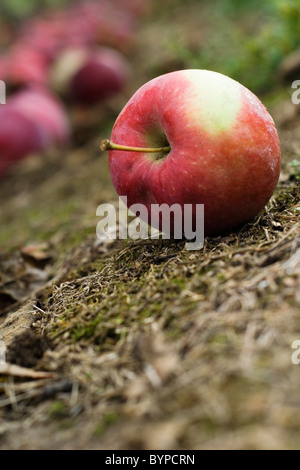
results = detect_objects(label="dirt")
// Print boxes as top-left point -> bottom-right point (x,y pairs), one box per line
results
6,330 -> 51,368
0,3 -> 300,451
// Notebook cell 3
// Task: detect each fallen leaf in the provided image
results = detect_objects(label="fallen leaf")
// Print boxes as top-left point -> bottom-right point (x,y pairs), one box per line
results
21,242 -> 53,269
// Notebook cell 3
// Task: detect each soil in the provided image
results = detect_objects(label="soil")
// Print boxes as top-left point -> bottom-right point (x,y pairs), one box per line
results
0,2 -> 300,450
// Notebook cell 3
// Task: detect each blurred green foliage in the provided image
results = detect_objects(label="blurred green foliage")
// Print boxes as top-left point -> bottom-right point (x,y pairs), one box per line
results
0,0 -> 70,19
290,159 -> 300,181
158,0 -> 300,93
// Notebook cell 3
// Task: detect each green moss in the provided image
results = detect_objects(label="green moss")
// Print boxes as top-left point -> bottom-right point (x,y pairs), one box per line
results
209,333 -> 230,345
94,412 -> 119,436
270,185 -> 300,213
71,315 -> 102,342
49,401 -> 68,420
289,160 -> 300,181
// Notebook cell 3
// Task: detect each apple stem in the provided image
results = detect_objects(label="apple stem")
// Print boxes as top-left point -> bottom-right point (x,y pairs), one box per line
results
100,139 -> 171,153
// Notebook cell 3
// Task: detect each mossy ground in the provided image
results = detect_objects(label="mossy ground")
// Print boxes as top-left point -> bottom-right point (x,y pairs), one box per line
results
0,0 -> 300,450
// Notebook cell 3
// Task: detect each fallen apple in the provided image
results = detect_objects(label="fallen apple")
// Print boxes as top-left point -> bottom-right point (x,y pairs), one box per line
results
51,47 -> 130,105
0,106 -> 47,177
102,69 -> 281,237
0,90 -> 70,177
9,89 -> 71,147
8,46 -> 49,87
19,18 -> 64,63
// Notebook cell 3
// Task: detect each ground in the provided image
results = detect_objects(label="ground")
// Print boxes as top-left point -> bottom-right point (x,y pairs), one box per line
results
0,0 -> 300,450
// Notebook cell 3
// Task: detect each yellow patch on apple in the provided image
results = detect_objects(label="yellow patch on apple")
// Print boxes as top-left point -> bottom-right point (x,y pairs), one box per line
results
182,70 -> 242,135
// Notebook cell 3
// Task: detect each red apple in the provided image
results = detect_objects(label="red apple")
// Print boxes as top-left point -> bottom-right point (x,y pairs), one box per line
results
104,70 -> 281,236
19,18 -> 64,63
8,46 -> 49,87
0,106 -> 47,177
51,47 -> 130,105
9,89 -> 71,146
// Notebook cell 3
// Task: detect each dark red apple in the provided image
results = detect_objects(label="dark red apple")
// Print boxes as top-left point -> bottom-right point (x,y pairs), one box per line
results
104,70 -> 281,237
51,47 -> 130,105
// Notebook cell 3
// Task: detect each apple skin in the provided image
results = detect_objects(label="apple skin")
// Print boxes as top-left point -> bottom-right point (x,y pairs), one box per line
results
108,69 -> 281,236
0,106 -> 47,177
9,89 -> 71,147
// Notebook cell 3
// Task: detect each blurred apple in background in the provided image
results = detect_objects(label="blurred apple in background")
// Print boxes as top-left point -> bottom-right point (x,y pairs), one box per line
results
9,89 -> 71,146
51,47 -> 130,105
18,18 -> 64,63
8,46 -> 50,88
0,90 -> 70,177
0,106 -> 47,177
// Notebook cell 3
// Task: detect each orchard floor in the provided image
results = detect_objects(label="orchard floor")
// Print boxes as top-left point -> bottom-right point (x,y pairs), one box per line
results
1,6 -> 300,451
